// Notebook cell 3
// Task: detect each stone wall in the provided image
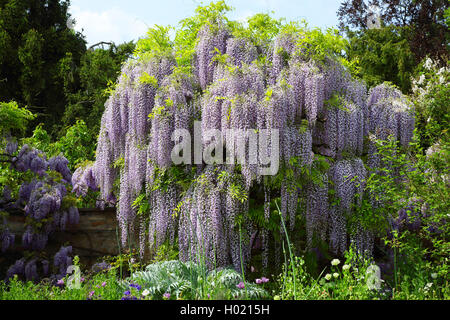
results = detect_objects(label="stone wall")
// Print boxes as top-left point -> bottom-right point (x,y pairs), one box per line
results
2,208 -> 121,273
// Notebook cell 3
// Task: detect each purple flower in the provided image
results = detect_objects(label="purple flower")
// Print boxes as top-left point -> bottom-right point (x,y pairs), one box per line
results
101,282 -> 106,287
236,282 -> 245,289
129,283 -> 142,291
261,277 -> 269,283
89,291 -> 95,298
163,292 -> 171,300
124,290 -> 131,296
57,279 -> 64,286
255,279 -> 262,284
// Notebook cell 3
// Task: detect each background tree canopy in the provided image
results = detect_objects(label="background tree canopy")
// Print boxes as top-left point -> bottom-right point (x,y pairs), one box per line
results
0,0 -> 135,139
59,41 -> 135,138
0,0 -> 86,135
338,0 -> 449,92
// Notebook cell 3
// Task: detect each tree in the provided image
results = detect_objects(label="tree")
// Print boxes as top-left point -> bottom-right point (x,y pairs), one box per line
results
58,42 -> 135,137
0,101 -> 35,138
338,0 -> 449,63
0,0 -> 86,135
345,26 -> 416,92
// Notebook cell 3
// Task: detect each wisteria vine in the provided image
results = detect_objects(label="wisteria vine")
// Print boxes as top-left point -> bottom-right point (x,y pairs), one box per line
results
76,22 -> 415,272
1,142 -> 78,281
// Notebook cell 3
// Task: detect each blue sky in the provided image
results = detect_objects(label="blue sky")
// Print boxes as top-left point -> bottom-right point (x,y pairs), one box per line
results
70,0 -> 343,46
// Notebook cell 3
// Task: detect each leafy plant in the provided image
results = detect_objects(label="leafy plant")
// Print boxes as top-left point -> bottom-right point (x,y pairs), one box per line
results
123,260 -> 268,300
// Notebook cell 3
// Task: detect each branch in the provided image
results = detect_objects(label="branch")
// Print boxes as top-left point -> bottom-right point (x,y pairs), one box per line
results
88,42 -> 113,50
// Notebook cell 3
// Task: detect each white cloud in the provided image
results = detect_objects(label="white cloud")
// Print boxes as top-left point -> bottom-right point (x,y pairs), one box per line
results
70,6 -> 149,46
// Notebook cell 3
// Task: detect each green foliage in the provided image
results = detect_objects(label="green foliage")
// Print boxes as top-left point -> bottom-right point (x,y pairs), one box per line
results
233,13 -> 283,48
412,58 -> 449,149
446,7 -> 450,27
134,1 -> 235,76
263,20 -> 359,75
0,118 -> 91,207
22,120 -> 96,171
60,41 -> 135,137
138,72 -> 158,88
132,0 -> 359,83
0,0 -> 87,135
134,25 -> 173,61
54,121 -> 96,169
132,193 -> 150,216
124,260 -> 268,300
276,248 -> 389,300
345,26 -> 416,93
337,0 -> 449,65
298,25 -> 351,68
152,243 -> 179,263
0,269 -> 123,300
103,249 -> 145,278
174,0 -> 233,74
353,134 -> 449,297
0,101 -> 35,136
324,93 -> 350,112
149,165 -> 194,194
17,29 -> 45,105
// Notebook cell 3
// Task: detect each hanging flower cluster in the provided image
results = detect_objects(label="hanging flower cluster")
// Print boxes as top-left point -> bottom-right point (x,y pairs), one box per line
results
1,143 -> 78,281
85,22 -> 415,271
367,83 -> 415,169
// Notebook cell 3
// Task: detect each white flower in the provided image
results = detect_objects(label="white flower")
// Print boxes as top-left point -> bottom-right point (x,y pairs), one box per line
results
424,283 -> 433,292
342,264 -> 350,271
424,58 -> 433,70
325,274 -> 332,281
417,74 -> 425,85
142,289 -> 150,297
331,259 -> 340,266
431,273 -> 438,279
439,75 -> 445,84
333,273 -> 339,279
